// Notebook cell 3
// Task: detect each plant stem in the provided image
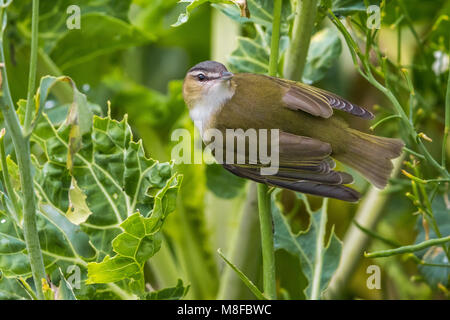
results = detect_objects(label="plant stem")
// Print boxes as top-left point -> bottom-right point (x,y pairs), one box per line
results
256,184 -> 276,299
365,235 -> 450,258
0,130 -> 21,223
268,0 -> 282,76
23,0 -> 39,135
310,198 -> 328,300
0,1 -> 46,300
283,0 -> 318,80
255,0 -> 283,300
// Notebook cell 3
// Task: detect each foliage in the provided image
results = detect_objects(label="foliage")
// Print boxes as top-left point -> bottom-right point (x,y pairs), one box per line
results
273,193 -> 342,299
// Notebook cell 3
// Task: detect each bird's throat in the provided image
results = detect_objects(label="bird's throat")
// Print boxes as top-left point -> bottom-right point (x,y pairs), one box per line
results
189,81 -> 235,136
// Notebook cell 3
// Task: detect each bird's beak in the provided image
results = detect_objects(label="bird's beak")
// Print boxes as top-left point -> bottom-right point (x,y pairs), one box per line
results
220,72 -> 234,81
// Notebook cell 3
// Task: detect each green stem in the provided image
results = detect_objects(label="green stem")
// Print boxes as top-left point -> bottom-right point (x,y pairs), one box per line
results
283,0 -> 318,80
255,0 -> 283,300
353,220 -> 402,248
268,0 -> 282,76
256,184 -> 276,299
310,198 -> 328,300
23,0 -> 39,135
0,130 -> 21,223
365,235 -> 450,258
0,1 -> 46,300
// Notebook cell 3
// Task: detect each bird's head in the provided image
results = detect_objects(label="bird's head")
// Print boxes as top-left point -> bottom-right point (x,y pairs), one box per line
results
183,61 -> 235,109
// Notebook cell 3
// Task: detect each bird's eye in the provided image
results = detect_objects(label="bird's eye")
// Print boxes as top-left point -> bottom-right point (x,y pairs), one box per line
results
197,74 -> 206,81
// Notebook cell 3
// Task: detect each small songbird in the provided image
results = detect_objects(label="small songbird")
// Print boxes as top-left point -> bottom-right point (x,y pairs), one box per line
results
183,61 -> 404,202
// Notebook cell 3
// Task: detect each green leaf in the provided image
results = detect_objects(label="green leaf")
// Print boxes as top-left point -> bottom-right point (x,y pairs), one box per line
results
0,76 -> 181,298
228,34 -> 270,73
9,0 -> 133,47
66,177 -> 93,225
228,28 -> 289,74
302,28 -> 342,84
414,193 -> 450,287
273,193 -> 342,299
87,175 -> 181,288
213,0 -> 292,31
173,0 -> 251,27
330,0 -> 366,15
205,164 -> 246,198
218,249 -> 267,300
31,106 -> 178,258
50,13 -> 151,71
56,268 -> 77,300
0,276 -> 32,300
141,279 -> 190,300
0,203 -> 95,278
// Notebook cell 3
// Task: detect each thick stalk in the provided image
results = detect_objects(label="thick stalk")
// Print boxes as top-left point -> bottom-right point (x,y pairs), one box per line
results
23,0 -> 39,134
0,1 -> 46,299
256,0 -> 283,300
256,183 -> 276,299
283,0 -> 318,80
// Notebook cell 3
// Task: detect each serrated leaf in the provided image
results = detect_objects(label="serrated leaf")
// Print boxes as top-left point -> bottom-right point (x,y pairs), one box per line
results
273,193 -> 342,299
87,175 -> 181,288
302,28 -> 342,84
31,109 -> 177,258
0,76 -> 181,299
141,279 -> 190,300
228,34 -> 270,73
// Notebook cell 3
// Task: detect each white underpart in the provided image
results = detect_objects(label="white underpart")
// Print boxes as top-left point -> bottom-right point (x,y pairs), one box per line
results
189,81 -> 235,137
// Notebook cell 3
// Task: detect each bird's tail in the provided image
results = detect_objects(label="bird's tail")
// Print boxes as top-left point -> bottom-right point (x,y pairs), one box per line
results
335,129 -> 404,189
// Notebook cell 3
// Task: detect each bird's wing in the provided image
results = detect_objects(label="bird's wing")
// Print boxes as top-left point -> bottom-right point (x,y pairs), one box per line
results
270,76 -> 374,119
220,131 -> 360,202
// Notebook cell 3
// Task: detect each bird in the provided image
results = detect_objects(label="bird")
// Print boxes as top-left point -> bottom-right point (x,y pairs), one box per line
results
182,60 -> 404,202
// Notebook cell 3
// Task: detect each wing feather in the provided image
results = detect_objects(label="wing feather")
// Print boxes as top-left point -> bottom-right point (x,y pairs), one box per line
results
268,76 -> 374,119
217,131 -> 360,202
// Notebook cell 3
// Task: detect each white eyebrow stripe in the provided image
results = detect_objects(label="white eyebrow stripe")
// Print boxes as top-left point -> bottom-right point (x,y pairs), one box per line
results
190,71 -> 221,79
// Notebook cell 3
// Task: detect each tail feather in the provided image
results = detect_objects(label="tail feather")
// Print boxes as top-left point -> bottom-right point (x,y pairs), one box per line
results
336,129 -> 404,188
